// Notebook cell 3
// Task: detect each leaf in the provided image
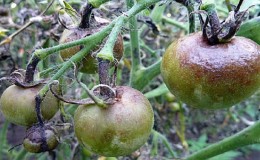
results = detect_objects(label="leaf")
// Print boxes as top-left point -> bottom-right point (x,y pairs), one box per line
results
0,28 -> 9,37
209,151 -> 241,160
237,17 -> 260,44
63,1 -> 80,25
188,134 -> 208,153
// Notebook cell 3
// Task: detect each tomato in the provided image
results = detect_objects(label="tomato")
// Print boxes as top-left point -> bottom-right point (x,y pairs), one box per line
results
0,85 -> 59,126
59,27 -> 124,74
74,86 -> 154,157
23,125 -> 59,153
161,32 -> 260,109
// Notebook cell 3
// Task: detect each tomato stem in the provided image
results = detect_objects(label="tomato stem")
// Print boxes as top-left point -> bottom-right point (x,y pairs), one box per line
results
79,3 -> 94,29
88,0 -> 110,8
78,82 -> 107,108
35,95 -> 44,126
97,17 -> 124,62
162,16 -> 189,33
200,2 -> 221,34
98,58 -> 111,96
234,0 -> 244,13
186,121 -> 260,160
25,57 -> 40,83
127,0 -> 143,88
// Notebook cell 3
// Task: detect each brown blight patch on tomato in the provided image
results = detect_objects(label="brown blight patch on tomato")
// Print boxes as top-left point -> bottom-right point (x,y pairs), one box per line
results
74,86 -> 154,157
161,32 -> 260,109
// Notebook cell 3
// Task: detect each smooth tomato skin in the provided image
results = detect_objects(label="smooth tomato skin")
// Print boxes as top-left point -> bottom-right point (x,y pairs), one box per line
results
74,86 -> 154,157
59,28 -> 124,74
161,32 -> 260,109
0,85 -> 59,126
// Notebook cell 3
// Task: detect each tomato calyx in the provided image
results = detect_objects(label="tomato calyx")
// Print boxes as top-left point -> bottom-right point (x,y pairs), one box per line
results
198,0 -> 249,45
0,69 -> 47,88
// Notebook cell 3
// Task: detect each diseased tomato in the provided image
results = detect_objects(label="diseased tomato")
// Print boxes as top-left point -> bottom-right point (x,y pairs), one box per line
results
74,86 -> 154,157
23,125 -> 59,153
161,32 -> 260,109
0,85 -> 59,126
59,27 -> 124,74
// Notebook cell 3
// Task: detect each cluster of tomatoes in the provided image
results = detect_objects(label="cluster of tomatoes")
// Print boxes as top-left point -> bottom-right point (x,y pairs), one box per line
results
0,0 -> 260,158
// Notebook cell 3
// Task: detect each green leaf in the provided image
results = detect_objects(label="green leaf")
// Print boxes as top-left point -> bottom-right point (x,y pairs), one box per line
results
236,17 -> 260,44
188,134 -> 208,153
208,151 -> 241,160
58,0 -> 80,26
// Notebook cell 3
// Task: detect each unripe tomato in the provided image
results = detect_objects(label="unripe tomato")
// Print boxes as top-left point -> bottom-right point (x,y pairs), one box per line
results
23,125 -> 59,153
59,27 -> 124,74
0,85 -> 59,126
74,86 -> 154,157
161,32 -> 260,109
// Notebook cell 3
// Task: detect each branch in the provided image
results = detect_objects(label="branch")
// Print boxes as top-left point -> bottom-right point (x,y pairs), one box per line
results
186,121 -> 260,160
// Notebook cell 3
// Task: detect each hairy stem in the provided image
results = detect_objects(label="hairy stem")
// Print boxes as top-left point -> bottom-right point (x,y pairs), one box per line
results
186,121 -> 260,160
97,17 -> 124,61
78,82 -> 106,108
88,0 -> 110,8
162,16 -> 188,32
127,0 -> 142,87
131,59 -> 161,91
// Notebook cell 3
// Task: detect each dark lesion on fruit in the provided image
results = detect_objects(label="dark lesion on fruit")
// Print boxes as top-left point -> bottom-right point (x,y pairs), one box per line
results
23,124 -> 59,153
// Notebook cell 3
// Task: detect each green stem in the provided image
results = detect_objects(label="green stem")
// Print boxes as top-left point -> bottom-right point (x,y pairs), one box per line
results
25,23 -> 114,82
152,130 -> 176,158
0,121 -> 8,160
187,0 -> 196,33
144,83 -> 168,99
14,149 -> 27,160
127,0 -> 142,87
97,17 -> 124,61
38,46 -> 96,97
39,63 -> 64,78
30,25 -> 113,61
162,16 -> 188,32
88,0 -> 110,8
78,82 -> 106,108
139,2 -> 166,36
132,59 -> 161,91
225,0 -> 232,11
186,121 -> 260,160
150,3 -> 166,23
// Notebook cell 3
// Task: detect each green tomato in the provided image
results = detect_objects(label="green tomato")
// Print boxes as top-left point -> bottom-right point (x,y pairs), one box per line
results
74,86 -> 154,157
0,85 -> 59,126
161,32 -> 260,109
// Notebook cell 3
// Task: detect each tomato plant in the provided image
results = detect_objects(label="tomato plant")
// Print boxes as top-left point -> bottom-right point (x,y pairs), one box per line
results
0,0 -> 260,160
